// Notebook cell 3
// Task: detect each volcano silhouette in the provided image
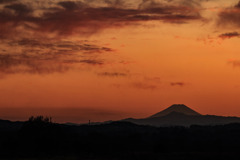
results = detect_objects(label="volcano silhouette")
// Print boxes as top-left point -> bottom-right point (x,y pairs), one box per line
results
123,104 -> 240,126
150,104 -> 201,118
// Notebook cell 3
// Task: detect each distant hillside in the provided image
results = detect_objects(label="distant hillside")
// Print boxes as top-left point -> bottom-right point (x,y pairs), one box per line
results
0,119 -> 23,131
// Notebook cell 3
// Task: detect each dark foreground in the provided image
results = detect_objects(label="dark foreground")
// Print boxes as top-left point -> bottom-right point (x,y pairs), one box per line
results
1,118 -> 240,160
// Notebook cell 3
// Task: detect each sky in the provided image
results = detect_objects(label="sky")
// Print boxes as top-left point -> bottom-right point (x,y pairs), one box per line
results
1,0 -> 240,123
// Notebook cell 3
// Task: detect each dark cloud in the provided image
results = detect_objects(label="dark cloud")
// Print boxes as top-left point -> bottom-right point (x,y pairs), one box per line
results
5,3 -> 32,15
0,54 -> 69,74
0,38 -> 112,75
0,0 -> 203,76
98,72 -> 128,77
13,38 -> 113,54
170,82 -> 186,87
0,0 -> 17,4
218,1 -> 240,28
219,32 -> 240,39
0,0 -> 203,38
77,59 -> 104,65
236,1 -> 240,8
0,54 -> 104,74
58,1 -> 87,10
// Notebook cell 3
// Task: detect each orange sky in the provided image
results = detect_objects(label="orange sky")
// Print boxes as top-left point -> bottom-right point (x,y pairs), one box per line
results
1,0 -> 240,123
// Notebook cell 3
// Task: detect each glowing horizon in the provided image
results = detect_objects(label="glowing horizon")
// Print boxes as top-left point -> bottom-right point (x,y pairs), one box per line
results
1,0 -> 240,123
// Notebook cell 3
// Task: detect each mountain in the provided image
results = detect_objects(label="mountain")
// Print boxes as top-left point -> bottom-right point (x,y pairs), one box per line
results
150,104 -> 201,118
123,104 -> 240,127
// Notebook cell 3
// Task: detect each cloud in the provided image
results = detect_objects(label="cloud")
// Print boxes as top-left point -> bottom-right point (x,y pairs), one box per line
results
219,32 -> 240,39
77,60 -> 104,65
0,54 -> 69,74
5,3 -> 32,15
0,0 -> 204,76
14,38 -> 113,54
0,0 -> 203,38
228,59 -> 240,67
218,1 -> 240,28
98,72 -> 128,77
58,1 -> 87,10
0,0 -> 17,4
0,38 -> 112,75
170,82 -> 186,87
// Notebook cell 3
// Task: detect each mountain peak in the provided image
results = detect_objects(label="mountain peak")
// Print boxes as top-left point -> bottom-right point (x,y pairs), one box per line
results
150,104 -> 201,118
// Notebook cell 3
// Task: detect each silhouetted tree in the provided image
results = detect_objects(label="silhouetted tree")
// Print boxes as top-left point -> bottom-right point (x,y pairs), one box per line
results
20,116 -> 54,134
28,116 -> 52,123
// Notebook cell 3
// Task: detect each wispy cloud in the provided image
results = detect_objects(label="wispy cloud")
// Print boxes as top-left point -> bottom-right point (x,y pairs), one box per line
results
219,32 -> 240,39
0,38 -> 112,75
170,82 -> 186,87
228,59 -> 240,67
98,72 -> 128,77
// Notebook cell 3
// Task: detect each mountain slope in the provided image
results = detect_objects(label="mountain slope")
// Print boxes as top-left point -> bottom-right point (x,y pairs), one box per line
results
150,104 -> 201,118
123,104 -> 240,127
124,112 -> 240,127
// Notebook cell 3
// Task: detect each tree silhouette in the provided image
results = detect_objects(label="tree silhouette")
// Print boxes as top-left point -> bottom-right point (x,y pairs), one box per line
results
20,116 -> 54,133
28,116 -> 52,123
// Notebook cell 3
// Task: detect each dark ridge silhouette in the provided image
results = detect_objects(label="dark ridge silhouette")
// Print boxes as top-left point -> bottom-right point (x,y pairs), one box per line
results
123,104 -> 240,127
0,116 -> 240,159
0,119 -> 23,131
1,116 -> 240,159
124,112 -> 240,127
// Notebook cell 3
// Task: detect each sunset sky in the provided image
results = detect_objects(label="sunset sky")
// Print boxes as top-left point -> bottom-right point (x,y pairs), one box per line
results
1,0 -> 240,123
